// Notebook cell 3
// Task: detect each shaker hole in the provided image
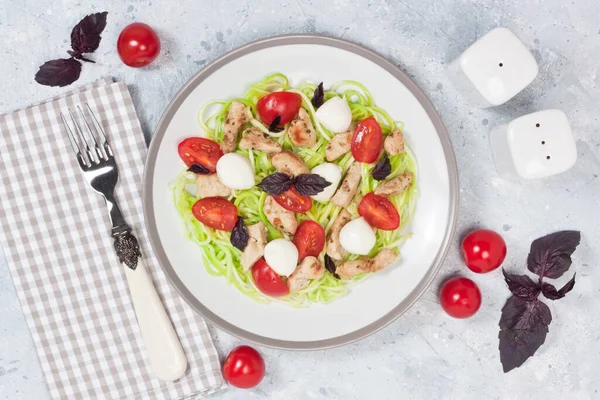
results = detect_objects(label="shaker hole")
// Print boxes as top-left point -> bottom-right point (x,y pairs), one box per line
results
536,123 -> 541,128
546,155 -> 551,160
541,141 -> 546,145
499,62 -> 504,67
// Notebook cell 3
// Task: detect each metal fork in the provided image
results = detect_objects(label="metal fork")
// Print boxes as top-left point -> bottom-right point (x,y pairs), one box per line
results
61,105 -> 187,381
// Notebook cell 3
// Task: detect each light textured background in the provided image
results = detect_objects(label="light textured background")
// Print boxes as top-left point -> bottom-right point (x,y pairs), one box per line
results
1,1 -> 599,399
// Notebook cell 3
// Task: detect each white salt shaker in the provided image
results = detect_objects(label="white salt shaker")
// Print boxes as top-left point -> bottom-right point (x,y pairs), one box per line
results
490,110 -> 577,180
448,27 -> 539,108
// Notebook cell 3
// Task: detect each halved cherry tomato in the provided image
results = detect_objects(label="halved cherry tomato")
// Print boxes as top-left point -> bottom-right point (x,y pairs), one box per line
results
177,137 -> 223,172
358,192 -> 400,231
293,220 -> 325,260
192,197 -> 238,231
273,187 -> 312,213
252,258 -> 290,297
257,92 -> 302,126
351,117 -> 383,163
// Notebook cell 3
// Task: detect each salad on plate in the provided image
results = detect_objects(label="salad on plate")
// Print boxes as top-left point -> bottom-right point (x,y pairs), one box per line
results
172,74 -> 418,306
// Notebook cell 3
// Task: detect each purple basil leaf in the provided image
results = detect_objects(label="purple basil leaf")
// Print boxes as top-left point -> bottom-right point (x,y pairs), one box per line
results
558,274 -> 576,297
498,296 -> 551,372
371,155 -> 391,181
527,230 -> 581,279
543,274 -> 576,300
257,173 -> 293,195
268,115 -> 284,133
499,319 -> 549,373
502,269 -> 540,301
187,163 -> 211,174
230,218 -> 249,251
70,11 -> 108,54
541,282 -> 562,300
311,82 -> 324,109
34,58 -> 82,87
324,254 -> 339,279
499,296 -> 552,331
293,174 -> 331,196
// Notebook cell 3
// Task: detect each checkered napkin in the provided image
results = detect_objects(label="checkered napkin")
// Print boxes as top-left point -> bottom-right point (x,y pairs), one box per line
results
0,78 -> 225,399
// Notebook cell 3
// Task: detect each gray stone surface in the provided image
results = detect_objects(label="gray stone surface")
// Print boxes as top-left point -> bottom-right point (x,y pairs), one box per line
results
1,0 -> 599,399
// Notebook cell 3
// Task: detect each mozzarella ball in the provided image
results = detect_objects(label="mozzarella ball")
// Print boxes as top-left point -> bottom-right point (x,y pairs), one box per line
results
264,238 -> 299,277
315,97 -> 352,133
216,153 -> 255,190
310,163 -> 342,202
339,217 -> 376,255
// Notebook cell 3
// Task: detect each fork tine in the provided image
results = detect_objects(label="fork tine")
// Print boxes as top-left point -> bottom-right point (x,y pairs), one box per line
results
77,106 -> 106,161
67,109 -> 96,165
84,103 -> 113,158
61,112 -> 91,168
60,113 -> 81,155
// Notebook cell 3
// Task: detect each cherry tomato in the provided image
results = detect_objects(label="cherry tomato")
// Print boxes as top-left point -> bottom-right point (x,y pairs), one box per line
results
293,221 -> 325,260
252,259 -> 290,297
222,345 -> 265,389
461,229 -> 507,273
257,92 -> 302,126
192,197 -> 238,231
439,277 -> 482,318
177,137 -> 223,172
357,192 -> 400,231
117,22 -> 161,67
351,117 -> 383,163
273,187 -> 312,213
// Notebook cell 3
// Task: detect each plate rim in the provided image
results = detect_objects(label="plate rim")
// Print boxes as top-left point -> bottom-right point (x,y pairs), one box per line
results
142,34 -> 460,350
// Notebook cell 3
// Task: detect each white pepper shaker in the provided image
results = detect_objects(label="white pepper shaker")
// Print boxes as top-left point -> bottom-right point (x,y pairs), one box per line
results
448,27 -> 539,108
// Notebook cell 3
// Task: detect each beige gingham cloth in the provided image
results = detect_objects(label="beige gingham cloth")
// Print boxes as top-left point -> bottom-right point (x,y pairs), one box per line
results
0,78 -> 225,399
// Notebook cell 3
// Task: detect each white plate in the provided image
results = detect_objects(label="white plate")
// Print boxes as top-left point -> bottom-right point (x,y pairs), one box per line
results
143,35 -> 459,349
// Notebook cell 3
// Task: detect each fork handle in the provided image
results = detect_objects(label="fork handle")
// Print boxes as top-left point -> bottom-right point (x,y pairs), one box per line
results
123,258 -> 188,381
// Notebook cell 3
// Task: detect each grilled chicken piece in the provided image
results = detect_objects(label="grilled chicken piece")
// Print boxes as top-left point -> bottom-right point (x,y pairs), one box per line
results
384,129 -> 405,155
374,173 -> 413,196
335,259 -> 368,279
288,108 -> 317,148
326,209 -> 352,260
196,174 -> 231,199
331,162 -> 362,207
270,151 -> 309,177
241,222 -> 267,271
287,256 -> 324,291
369,248 -> 397,273
263,195 -> 298,235
336,248 -> 397,279
221,100 -> 249,153
325,123 -> 355,161
239,128 -> 282,153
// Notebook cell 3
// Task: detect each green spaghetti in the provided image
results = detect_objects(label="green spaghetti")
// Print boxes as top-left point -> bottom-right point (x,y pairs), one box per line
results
172,73 -> 418,306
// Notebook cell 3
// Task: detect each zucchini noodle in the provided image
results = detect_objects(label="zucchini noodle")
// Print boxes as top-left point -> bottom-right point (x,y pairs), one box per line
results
174,74 -> 419,306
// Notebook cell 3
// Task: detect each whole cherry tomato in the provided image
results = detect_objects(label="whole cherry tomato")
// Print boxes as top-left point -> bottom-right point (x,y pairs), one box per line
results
117,22 -> 161,67
461,229 -> 507,273
439,277 -> 482,318
222,345 -> 265,389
